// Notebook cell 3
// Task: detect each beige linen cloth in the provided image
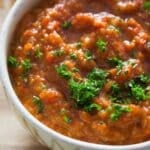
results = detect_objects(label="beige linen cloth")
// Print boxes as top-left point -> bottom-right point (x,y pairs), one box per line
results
0,1 -> 48,150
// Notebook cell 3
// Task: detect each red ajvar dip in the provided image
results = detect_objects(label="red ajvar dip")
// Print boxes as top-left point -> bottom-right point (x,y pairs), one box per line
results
8,0 -> 150,145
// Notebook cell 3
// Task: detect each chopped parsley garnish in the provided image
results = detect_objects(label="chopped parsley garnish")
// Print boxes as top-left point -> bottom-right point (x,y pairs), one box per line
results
139,74 -> 150,83
87,68 -> 108,81
85,50 -> 94,61
69,79 -> 99,106
110,96 -> 122,104
56,64 -> 108,111
69,68 -> 108,108
33,96 -> 44,113
8,56 -> 18,68
108,57 -> 123,67
109,73 -> 150,103
35,47 -> 43,58
22,59 -> 32,74
55,64 -> 72,80
127,78 -> 150,101
111,83 -> 121,95
145,94 -> 150,100
53,49 -> 64,57
62,21 -> 72,29
76,42 -> 82,49
108,58 -> 138,75
143,1 -> 150,11
96,39 -> 107,52
131,85 -> 145,100
60,108 -> 72,124
110,104 -> 132,121
84,103 -> 102,112
109,82 -> 124,104
70,53 -> 77,60
63,115 -> 72,124
128,80 -> 146,101
108,57 -> 124,74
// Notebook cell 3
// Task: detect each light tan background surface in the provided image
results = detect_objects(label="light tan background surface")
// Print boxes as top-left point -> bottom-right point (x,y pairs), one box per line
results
0,1 -> 48,150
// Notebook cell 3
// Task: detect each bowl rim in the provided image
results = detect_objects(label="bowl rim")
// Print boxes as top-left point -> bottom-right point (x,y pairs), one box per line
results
0,0 -> 150,149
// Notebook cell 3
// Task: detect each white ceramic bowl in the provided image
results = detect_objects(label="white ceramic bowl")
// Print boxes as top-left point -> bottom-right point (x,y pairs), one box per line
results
0,0 -> 150,150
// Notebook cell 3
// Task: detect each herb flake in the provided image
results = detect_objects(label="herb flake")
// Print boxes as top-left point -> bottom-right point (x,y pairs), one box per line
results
84,103 -> 102,112
96,39 -> 107,52
110,104 -> 132,121
53,49 -> 64,57
8,56 -> 18,68
22,59 -> 32,74
63,115 -> 72,124
35,47 -> 43,58
33,96 -> 44,113
56,64 -> 72,80
143,1 -> 150,10
62,21 -> 72,30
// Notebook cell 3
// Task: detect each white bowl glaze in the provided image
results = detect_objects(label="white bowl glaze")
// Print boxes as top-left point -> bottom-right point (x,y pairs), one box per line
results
0,0 -> 150,150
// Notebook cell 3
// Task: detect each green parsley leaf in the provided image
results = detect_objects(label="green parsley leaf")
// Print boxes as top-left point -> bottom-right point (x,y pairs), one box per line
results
35,47 -> 43,58
111,83 -> 121,95
76,42 -> 82,49
108,57 -> 123,66
84,103 -> 102,112
33,96 -> 44,113
22,59 -> 32,74
108,57 -> 124,74
145,94 -> 150,100
131,84 -> 146,101
109,82 -> 124,104
70,53 -> 77,60
8,56 -> 18,68
110,104 -> 132,121
110,96 -> 122,104
96,39 -> 107,52
116,63 -> 124,74
143,1 -> 150,10
69,68 -> 108,107
127,80 -> 146,101
88,68 -> 108,81
62,21 -> 72,29
69,79 -> 100,106
55,64 -> 72,80
53,49 -> 64,57
63,115 -> 72,124
85,50 -> 95,61
139,74 -> 150,83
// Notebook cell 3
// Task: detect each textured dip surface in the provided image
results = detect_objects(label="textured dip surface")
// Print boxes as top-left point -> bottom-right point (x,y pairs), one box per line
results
8,0 -> 150,145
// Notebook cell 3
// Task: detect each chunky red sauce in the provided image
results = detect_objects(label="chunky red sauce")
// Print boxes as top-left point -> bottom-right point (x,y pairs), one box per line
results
8,0 -> 150,145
